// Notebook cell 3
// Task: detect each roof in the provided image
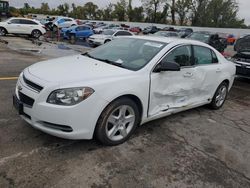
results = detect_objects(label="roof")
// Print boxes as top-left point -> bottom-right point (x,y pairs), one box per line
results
126,35 -> 214,48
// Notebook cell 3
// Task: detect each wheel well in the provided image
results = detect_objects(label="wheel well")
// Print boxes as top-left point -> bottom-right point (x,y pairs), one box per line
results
114,95 -> 143,120
222,79 -> 229,87
93,94 -> 143,139
32,29 -> 41,33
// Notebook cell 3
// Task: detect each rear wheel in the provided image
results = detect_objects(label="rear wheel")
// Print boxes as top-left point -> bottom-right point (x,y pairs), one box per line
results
69,34 -> 76,44
0,27 -> 7,36
95,98 -> 140,146
31,30 -> 42,38
210,82 -> 228,110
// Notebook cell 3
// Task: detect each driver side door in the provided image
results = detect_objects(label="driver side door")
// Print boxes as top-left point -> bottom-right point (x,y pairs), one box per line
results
149,45 -> 203,117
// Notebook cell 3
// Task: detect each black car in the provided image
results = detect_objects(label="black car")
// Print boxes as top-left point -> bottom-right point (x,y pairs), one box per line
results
178,28 -> 193,38
187,31 -> 227,52
232,35 -> 250,78
142,26 -> 159,34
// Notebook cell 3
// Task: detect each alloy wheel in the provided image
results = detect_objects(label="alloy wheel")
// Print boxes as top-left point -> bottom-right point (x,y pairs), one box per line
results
0,28 -> 6,36
105,105 -> 135,141
215,85 -> 227,107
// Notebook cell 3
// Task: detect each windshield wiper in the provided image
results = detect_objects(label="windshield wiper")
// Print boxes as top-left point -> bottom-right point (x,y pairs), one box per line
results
98,58 -> 125,68
82,52 -> 125,68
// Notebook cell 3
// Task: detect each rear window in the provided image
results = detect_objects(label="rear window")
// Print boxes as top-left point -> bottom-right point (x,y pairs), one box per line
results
188,33 -> 210,43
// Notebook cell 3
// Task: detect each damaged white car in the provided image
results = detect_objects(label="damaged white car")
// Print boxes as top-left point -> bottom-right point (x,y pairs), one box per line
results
13,36 -> 236,145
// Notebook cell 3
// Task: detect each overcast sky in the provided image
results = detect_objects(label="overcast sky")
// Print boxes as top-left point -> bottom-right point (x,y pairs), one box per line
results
9,0 -> 250,25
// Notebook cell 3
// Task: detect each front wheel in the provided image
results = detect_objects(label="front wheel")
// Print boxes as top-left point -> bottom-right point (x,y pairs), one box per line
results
31,30 -> 42,39
0,27 -> 7,36
95,98 -> 140,146
210,82 -> 228,110
69,34 -> 76,44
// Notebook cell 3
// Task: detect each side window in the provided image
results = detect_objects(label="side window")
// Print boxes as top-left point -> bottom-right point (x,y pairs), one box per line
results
163,45 -> 193,67
76,26 -> 82,31
211,50 -> 218,63
193,46 -> 213,65
116,31 -> 132,36
82,26 -> 90,30
64,19 -> 72,22
10,19 -> 21,24
20,20 -> 38,25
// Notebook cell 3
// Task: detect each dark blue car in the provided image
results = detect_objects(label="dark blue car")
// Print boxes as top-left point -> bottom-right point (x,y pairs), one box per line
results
61,25 -> 94,42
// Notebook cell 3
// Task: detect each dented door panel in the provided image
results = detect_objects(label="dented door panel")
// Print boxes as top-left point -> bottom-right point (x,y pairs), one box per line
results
149,67 -> 205,116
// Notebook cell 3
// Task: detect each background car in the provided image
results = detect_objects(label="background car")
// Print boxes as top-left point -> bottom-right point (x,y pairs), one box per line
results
232,34 -> 250,78
178,28 -> 193,38
153,31 -> 179,37
161,27 -> 176,31
227,34 -> 236,45
129,27 -> 142,34
53,17 -> 77,30
142,26 -> 159,34
88,29 -> 133,46
93,24 -> 120,34
61,25 -> 93,44
187,31 -> 227,52
0,17 -> 46,38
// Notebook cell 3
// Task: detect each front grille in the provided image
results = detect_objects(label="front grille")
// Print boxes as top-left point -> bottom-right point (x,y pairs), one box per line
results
41,121 -> 73,132
18,91 -> 35,107
23,75 -> 43,92
237,58 -> 250,63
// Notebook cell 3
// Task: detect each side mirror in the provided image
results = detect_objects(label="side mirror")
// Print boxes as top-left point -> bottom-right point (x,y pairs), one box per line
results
154,61 -> 180,72
7,22 -> 11,24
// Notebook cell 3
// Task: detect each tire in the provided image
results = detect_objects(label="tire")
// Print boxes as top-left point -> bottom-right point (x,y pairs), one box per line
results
209,82 -> 228,110
0,27 -> 7,36
95,98 -> 140,146
104,39 -> 111,44
69,34 -> 76,44
31,30 -> 42,39
53,25 -> 58,32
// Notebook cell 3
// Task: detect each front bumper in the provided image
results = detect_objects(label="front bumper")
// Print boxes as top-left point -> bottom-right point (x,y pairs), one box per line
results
235,61 -> 250,78
14,71 -> 109,140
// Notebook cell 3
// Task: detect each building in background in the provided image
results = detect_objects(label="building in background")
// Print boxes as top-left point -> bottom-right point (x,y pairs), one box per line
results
0,0 -> 9,20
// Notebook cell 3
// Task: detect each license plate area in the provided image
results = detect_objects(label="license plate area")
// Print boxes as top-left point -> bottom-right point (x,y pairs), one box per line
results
13,95 -> 24,115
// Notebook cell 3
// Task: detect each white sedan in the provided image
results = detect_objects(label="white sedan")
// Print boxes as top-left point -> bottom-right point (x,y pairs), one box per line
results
0,17 -> 46,38
88,29 -> 133,46
13,36 -> 236,145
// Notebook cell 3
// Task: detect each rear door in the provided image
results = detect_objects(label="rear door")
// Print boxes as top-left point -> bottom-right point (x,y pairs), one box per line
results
192,45 -> 222,100
20,19 -> 39,34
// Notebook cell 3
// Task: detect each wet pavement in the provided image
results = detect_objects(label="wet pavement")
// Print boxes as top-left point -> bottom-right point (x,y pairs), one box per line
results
0,37 -> 250,188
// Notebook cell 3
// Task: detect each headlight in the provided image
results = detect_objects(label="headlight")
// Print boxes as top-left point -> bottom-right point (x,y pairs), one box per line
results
47,87 -> 94,106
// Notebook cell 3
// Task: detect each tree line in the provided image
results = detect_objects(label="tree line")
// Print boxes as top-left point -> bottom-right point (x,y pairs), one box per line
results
9,0 -> 246,28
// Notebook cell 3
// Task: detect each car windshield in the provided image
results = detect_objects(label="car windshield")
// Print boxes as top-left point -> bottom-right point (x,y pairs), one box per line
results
103,30 -> 115,35
154,31 -> 166,36
83,38 -> 166,71
188,33 -> 210,43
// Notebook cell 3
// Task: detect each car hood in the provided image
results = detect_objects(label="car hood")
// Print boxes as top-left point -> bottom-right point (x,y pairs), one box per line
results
27,55 -> 132,84
90,34 -> 110,39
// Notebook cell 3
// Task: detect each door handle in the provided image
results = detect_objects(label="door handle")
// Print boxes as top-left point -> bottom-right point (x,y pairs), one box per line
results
216,68 -> 221,73
183,72 -> 193,77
